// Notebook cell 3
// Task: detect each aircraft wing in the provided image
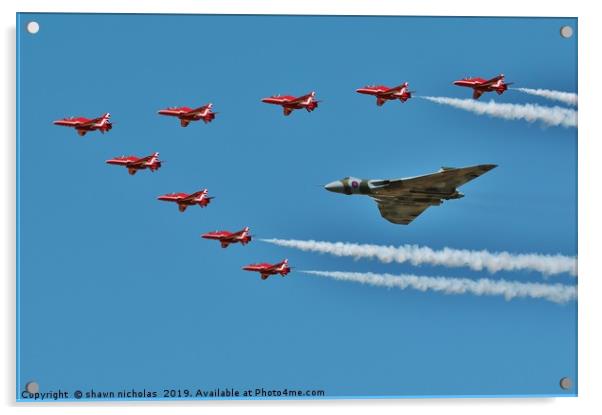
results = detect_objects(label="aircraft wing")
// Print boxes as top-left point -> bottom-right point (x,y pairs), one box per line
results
221,232 -> 244,243
383,84 -> 405,95
191,106 -> 209,115
288,96 -> 305,104
264,262 -> 285,272
373,198 -> 432,225
77,117 -> 102,127
483,75 -> 503,86
218,233 -> 236,241
179,193 -> 198,202
388,164 -> 497,195
224,230 -> 242,238
289,94 -> 313,105
128,156 -> 152,166
472,89 -> 483,99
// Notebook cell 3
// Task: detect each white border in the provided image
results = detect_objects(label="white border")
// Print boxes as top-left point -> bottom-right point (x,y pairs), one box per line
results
3,1 -> 600,414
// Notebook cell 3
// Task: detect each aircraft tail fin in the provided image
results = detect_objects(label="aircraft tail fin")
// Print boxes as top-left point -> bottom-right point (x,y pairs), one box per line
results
395,82 -> 409,91
99,113 -> 111,126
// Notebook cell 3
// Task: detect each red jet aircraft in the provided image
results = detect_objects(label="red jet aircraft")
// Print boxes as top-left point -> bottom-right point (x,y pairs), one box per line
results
242,259 -> 291,280
157,103 -> 216,127
106,152 -> 162,175
453,74 -> 512,99
261,91 -> 319,116
356,82 -> 413,106
201,227 -> 252,248
157,189 -> 213,212
53,112 -> 112,136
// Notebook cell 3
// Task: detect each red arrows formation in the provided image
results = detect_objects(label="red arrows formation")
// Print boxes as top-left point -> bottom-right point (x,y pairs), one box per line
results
52,74 -> 511,134
51,74 -> 510,280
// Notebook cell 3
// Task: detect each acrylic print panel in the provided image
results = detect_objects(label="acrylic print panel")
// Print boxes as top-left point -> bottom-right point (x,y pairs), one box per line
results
16,13 -> 577,401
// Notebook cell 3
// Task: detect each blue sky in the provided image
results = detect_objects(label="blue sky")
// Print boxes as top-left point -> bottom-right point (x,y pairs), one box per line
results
17,14 -> 577,399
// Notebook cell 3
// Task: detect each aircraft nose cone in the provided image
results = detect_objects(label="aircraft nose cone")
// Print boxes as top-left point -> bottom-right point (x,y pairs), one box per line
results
324,180 -> 344,193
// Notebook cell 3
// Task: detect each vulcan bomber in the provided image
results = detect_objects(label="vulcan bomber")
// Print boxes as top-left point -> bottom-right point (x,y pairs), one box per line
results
324,164 -> 497,225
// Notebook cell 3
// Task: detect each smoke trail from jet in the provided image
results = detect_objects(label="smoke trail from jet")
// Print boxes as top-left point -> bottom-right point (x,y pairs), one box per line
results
260,239 -> 577,277
302,270 -> 577,304
421,96 -> 577,128
513,88 -> 578,107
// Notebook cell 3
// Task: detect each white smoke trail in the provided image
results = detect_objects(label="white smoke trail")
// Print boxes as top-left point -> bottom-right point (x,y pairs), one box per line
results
421,96 -> 577,128
260,239 -> 577,277
302,270 -> 577,304
513,88 -> 577,107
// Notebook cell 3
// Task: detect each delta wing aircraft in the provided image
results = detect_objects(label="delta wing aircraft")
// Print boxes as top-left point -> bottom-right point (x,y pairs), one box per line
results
324,164 -> 497,225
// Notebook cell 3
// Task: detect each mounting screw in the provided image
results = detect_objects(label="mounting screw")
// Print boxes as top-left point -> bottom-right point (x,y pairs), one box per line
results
25,381 -> 39,394
559,377 -> 572,390
26,21 -> 40,34
560,26 -> 573,39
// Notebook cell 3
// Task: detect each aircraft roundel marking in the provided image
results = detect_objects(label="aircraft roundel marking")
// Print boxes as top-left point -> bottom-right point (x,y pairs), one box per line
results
352,180 -> 359,189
